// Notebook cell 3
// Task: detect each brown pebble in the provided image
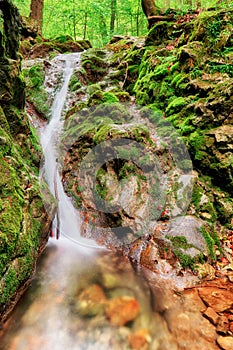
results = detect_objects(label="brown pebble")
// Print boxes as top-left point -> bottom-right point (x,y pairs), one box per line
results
217,336 -> 233,350
128,329 -> 150,350
105,296 -> 140,326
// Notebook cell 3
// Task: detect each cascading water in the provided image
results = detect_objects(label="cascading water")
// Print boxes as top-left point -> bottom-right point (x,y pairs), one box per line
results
0,53 -> 160,350
0,52 -> 218,350
39,53 -> 100,248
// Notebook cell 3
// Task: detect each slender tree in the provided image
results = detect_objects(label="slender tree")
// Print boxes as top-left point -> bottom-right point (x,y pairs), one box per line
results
99,13 -> 108,44
83,9 -> 88,39
110,0 -> 117,34
30,0 -> 44,33
135,0 -> 141,36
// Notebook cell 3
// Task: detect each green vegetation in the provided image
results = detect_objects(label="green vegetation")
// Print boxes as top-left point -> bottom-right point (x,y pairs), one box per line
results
14,0 -> 148,47
201,226 -> 221,262
166,235 -> 204,269
13,0 -> 232,47
0,139 -> 45,310
23,63 -> 49,119
1,0 -> 232,318
0,0 -> 49,316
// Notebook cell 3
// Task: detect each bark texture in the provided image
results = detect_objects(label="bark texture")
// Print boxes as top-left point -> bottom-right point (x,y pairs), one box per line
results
30,0 -> 44,33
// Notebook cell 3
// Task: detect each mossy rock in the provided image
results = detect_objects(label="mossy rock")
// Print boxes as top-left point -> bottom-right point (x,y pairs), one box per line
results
164,216 -> 208,269
146,22 -> 175,46
0,0 -> 53,321
24,37 -> 91,59
189,9 -> 233,53
22,62 -> 49,119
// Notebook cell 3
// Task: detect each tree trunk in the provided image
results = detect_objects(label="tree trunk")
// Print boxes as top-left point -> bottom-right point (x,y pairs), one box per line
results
100,14 -> 108,45
110,0 -> 117,34
72,2 -> 77,40
141,0 -> 158,18
30,0 -> 44,33
141,0 -> 174,29
83,10 -> 88,39
136,0 -> 140,36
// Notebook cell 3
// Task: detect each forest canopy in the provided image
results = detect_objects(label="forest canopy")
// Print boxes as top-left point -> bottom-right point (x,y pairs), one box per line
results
14,0 -> 232,47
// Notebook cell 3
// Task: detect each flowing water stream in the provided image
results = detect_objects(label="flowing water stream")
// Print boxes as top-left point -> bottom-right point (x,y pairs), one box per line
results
0,53 -> 165,350
0,53 -> 216,350
39,53 -> 100,247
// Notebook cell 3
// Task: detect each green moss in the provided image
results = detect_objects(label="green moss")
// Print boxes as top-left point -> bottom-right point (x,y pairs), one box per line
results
191,184 -> 203,209
95,168 -> 108,200
135,91 -> 149,105
152,62 -> 171,79
69,74 -> 82,91
119,162 -> 138,179
103,92 -> 119,104
0,267 -> 18,304
208,62 -> 233,77
174,251 -> 200,270
0,107 -> 10,132
114,91 -> 130,102
23,63 -> 49,118
201,226 -> 221,262
26,64 -> 44,88
189,131 -> 207,161
93,124 -> 114,143
169,235 -> 189,249
201,202 -> 217,221
165,234 -> 205,269
165,97 -> 187,116
171,73 -> 189,89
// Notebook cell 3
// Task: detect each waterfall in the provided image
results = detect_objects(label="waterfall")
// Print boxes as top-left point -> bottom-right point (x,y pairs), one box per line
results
39,53 -> 102,249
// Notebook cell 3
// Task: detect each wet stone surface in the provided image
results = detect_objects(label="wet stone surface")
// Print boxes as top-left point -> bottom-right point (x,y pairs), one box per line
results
1,237 -> 233,349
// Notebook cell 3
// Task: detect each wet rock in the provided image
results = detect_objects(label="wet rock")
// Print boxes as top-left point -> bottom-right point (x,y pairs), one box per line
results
203,307 -> 219,326
216,315 -> 229,335
128,329 -> 151,350
217,336 -> 233,350
105,296 -> 140,326
75,284 -> 107,317
101,273 -> 120,289
164,216 -> 207,252
198,287 -> 233,312
164,288 -> 218,349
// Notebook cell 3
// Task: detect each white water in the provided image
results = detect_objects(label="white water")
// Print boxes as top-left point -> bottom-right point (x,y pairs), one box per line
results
39,53 -> 102,249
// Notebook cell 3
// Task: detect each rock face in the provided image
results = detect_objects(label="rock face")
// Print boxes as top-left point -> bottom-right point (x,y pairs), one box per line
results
59,9 -> 232,272
0,0 -> 52,322
129,9 -> 233,222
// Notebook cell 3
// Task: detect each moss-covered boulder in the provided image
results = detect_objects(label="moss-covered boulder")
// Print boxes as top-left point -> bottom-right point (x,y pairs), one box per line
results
0,0 -> 53,322
59,10 -> 232,270
120,9 -> 233,228
19,16 -> 92,59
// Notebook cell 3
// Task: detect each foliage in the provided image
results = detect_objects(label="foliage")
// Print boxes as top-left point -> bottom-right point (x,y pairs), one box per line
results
14,0 -> 231,47
14,0 -> 147,47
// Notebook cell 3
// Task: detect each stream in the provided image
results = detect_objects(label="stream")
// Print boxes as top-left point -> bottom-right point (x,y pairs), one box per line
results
0,53 -> 217,350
